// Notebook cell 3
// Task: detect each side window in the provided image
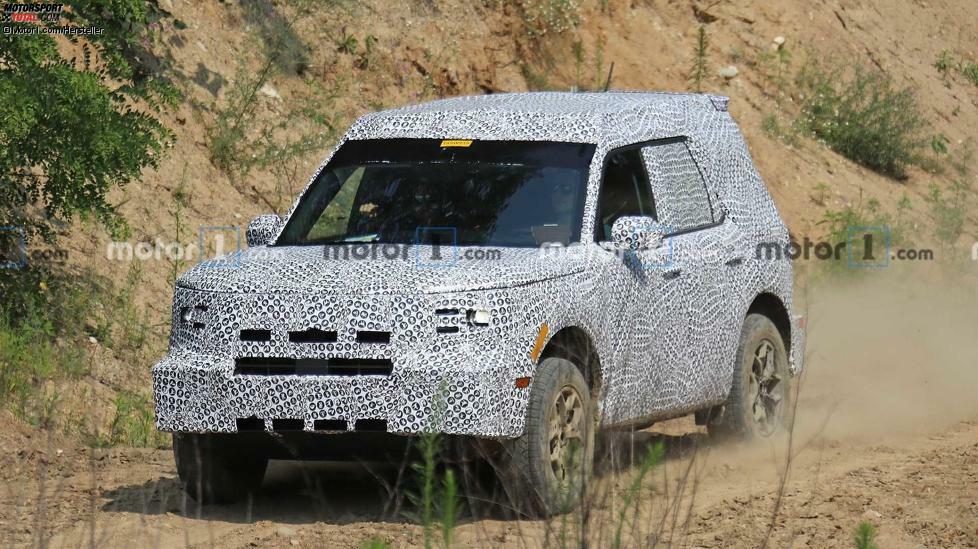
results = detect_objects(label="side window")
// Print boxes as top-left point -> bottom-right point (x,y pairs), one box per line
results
596,149 -> 655,241
641,141 -> 714,233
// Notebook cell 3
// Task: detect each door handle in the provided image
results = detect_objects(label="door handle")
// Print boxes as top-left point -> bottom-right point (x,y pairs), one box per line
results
663,268 -> 682,280
725,256 -> 744,267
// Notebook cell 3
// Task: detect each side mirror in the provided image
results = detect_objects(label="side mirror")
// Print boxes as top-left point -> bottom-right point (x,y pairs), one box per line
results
611,216 -> 665,251
246,214 -> 282,247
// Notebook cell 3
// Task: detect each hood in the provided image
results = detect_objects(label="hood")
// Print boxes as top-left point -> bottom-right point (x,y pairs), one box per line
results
177,244 -> 589,295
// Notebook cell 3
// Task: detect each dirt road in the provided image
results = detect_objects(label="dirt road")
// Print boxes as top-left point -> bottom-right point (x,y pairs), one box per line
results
3,273 -> 977,548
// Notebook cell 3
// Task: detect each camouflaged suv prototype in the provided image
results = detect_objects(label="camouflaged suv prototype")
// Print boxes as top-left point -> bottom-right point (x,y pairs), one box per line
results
153,92 -> 805,514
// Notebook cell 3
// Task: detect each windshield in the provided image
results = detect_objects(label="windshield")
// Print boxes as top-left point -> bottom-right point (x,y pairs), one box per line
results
275,139 -> 596,247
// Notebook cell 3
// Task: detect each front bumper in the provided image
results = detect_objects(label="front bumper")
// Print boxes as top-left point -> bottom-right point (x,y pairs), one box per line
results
152,352 -> 530,438
154,286 -> 541,438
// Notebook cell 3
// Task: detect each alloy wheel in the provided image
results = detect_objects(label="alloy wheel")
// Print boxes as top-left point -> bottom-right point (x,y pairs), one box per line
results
548,386 -> 585,486
748,339 -> 784,436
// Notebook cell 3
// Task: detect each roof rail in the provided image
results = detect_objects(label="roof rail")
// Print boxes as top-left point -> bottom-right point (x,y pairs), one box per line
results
707,94 -> 729,112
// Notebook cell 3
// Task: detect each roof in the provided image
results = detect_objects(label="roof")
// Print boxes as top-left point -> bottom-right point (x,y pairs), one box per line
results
379,91 -> 727,117
344,91 -> 730,145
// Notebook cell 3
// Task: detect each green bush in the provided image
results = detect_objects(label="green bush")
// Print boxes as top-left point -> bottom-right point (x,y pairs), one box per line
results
0,1 -> 177,243
822,190 -> 912,250
81,389 -> 167,448
796,62 -> 928,179
612,442 -> 664,549
109,391 -> 167,447
924,180 -> 969,248
933,49 -> 978,87
359,538 -> 391,549
0,263 -> 162,439
817,193 -> 906,277
761,112 -> 801,147
513,0 -> 581,36
208,60 -> 339,213
0,4 -> 174,432
0,271 -> 90,421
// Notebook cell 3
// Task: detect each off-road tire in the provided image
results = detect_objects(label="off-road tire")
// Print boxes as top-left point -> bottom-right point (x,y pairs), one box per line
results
173,433 -> 268,504
502,357 -> 594,517
709,313 -> 792,439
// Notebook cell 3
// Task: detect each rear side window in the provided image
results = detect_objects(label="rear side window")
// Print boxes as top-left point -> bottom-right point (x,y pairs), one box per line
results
595,149 -> 655,241
641,141 -> 713,233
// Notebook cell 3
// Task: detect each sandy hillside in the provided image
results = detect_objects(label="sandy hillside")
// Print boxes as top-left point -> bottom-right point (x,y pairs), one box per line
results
51,0 -> 978,422
65,0 -> 978,315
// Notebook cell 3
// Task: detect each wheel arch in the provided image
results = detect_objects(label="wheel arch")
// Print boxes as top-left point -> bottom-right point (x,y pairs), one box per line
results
697,292 -> 794,428
539,325 -> 603,402
746,292 -> 791,355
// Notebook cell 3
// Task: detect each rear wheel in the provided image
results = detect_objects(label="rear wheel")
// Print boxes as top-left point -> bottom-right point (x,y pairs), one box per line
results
503,357 -> 594,517
709,313 -> 792,439
173,433 -> 268,504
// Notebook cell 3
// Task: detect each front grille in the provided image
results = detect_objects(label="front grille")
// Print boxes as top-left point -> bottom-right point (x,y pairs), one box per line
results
354,419 -> 387,432
314,419 -> 348,431
288,328 -> 338,343
240,329 -> 272,342
355,330 -> 391,344
328,358 -> 394,375
234,357 -> 393,376
236,416 -> 265,431
271,418 -> 305,431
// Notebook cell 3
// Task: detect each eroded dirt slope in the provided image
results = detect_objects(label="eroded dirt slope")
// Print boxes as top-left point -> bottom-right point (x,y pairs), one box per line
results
65,0 -> 978,316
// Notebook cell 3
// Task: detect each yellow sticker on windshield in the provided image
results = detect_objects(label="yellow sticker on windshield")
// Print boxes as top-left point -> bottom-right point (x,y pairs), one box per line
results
440,139 -> 473,148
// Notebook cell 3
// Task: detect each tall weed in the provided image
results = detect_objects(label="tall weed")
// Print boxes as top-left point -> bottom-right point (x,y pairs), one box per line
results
924,180 -> 969,248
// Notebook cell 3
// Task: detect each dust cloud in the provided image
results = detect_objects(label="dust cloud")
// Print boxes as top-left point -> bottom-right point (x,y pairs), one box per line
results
793,265 -> 978,442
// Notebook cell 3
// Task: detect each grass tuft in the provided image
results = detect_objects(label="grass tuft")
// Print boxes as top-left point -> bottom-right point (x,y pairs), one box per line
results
513,0 -> 581,36
853,522 -> 878,549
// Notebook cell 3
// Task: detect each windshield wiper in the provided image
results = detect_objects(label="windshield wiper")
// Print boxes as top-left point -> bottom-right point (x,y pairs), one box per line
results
340,234 -> 380,243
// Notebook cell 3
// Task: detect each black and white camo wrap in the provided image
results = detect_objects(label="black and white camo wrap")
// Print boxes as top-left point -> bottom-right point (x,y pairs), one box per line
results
153,92 -> 803,438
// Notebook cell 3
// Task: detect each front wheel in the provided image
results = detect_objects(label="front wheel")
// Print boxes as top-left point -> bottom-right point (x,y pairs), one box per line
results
709,313 -> 793,439
503,357 -> 594,517
173,433 -> 268,504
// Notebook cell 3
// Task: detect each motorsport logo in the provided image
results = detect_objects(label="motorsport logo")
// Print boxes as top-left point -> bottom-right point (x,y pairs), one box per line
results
1,2 -> 61,23
2,3 -> 103,35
